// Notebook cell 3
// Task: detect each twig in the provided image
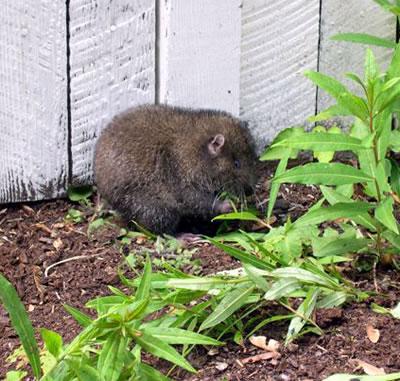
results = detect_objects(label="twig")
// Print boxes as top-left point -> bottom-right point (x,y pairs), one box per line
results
44,253 -> 105,277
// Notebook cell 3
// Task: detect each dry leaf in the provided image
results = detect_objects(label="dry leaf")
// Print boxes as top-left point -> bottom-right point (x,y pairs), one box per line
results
240,351 -> 280,365
249,336 -> 280,352
215,362 -> 228,371
35,223 -> 53,235
53,238 -> 63,251
249,335 -> 268,350
366,324 -> 380,343
352,359 -> 385,376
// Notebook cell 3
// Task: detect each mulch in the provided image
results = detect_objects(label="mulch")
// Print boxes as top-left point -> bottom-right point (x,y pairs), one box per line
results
1,176 -> 400,380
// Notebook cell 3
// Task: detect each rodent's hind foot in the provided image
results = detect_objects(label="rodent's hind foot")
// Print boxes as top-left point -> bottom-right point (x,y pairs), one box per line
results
176,233 -> 204,247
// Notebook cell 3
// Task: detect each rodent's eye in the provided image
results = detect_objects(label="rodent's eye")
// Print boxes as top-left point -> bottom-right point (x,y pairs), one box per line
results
234,159 -> 241,169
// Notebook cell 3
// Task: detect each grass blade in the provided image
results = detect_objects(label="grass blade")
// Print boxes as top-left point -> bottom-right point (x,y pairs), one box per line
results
0,274 -> 41,379
200,284 -> 254,331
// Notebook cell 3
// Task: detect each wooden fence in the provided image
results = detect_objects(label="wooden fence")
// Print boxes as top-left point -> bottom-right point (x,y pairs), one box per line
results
0,0 -> 396,203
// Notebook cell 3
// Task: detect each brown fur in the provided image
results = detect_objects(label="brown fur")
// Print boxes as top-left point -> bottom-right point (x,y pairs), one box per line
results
94,104 -> 257,234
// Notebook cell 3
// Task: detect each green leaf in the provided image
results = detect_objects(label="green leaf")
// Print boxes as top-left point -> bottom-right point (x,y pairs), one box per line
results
130,330 -> 196,373
295,202 -> 373,227
40,328 -> 63,359
67,185 -> 93,202
68,361 -> 102,381
243,263 -> 270,291
5,371 -> 28,381
270,267 -> 338,289
273,163 -> 373,186
274,132 -> 364,152
267,150 -> 290,218
365,48 -> 379,83
0,274 -> 41,379
314,238 -> 371,257
317,291 -> 347,308
63,305 -> 92,327
200,284 -> 255,331
383,230 -> 400,249
213,211 -> 260,221
337,93 -> 369,121
322,372 -> 400,381
305,71 -> 348,99
264,278 -> 301,300
387,44 -> 400,79
308,104 -> 351,122
97,331 -> 129,381
331,32 -> 397,48
138,363 -> 171,381
346,72 -> 367,92
136,255 -> 152,301
208,238 -> 274,271
166,277 -> 228,291
144,327 -> 222,346
375,196 -> 399,233
286,288 -> 320,344
389,158 -> 400,195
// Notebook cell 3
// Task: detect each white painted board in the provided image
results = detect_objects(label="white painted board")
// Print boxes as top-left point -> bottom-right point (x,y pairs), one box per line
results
0,0 -> 68,203
240,0 -> 320,151
69,0 -> 156,185
318,0 -> 396,114
158,0 -> 242,116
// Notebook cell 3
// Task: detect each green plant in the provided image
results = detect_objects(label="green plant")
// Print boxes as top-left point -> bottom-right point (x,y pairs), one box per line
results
331,0 -> 399,49
3,258 -> 222,380
261,43 -> 400,268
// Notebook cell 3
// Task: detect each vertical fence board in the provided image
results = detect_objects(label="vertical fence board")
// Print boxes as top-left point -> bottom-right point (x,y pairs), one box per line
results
69,0 -> 156,184
158,0 -> 241,116
0,0 -> 68,203
318,0 -> 396,114
240,0 -> 320,151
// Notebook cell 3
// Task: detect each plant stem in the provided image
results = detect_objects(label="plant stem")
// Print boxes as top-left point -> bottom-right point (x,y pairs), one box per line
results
369,109 -> 384,259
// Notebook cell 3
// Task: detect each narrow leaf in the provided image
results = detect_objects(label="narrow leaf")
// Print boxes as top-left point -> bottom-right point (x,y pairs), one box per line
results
144,327 -> 222,345
200,285 -> 254,331
0,274 -> 41,379
273,163 -> 373,186
295,202 -> 373,227
375,197 -> 399,233
331,33 -> 397,48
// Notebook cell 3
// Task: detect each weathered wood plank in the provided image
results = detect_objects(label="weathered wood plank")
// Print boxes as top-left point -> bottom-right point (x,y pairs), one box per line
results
240,0 -> 320,150
318,0 -> 396,113
158,0 -> 241,116
0,0 -> 68,203
69,0 -> 156,184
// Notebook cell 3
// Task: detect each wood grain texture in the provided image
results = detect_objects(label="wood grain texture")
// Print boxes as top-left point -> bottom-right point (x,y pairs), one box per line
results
69,0 -> 156,184
158,0 -> 241,116
240,0 -> 320,150
0,0 -> 68,203
318,0 -> 396,113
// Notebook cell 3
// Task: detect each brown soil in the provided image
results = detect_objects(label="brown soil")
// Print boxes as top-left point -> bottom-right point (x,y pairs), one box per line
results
1,184 -> 400,380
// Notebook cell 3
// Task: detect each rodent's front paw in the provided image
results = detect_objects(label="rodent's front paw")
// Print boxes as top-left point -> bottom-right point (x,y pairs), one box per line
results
214,200 -> 233,214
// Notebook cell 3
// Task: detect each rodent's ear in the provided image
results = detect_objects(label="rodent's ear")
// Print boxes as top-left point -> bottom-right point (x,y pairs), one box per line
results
208,134 -> 225,157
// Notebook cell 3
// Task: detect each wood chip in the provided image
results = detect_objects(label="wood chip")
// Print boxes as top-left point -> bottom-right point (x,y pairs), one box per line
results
240,351 -> 280,365
35,223 -> 53,235
366,324 -> 380,343
22,205 -> 35,216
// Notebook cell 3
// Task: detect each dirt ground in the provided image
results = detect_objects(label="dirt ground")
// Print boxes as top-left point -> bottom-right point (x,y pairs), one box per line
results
1,177 -> 400,380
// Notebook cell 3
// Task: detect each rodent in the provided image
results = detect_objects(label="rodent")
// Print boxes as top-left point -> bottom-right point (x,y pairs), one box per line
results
94,104 -> 257,235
